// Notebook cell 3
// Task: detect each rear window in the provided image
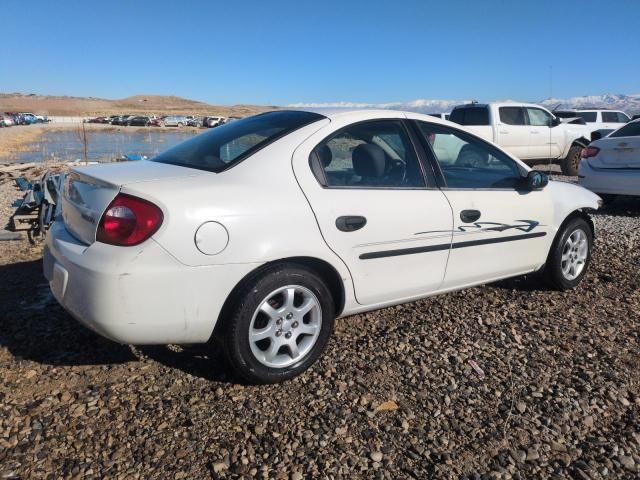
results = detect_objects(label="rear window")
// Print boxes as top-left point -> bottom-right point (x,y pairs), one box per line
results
576,112 -> 597,123
609,121 -> 640,138
499,107 -> 525,125
152,110 -> 325,172
449,106 -> 490,126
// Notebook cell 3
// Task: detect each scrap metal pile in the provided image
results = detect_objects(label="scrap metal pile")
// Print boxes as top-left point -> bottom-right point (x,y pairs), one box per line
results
1,163 -> 65,243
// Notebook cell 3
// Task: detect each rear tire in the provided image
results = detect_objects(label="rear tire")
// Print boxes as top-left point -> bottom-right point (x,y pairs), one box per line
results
560,145 -> 582,176
220,263 -> 335,384
543,216 -> 593,290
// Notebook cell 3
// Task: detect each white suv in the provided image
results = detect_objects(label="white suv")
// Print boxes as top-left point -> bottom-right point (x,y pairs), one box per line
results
555,109 -> 631,131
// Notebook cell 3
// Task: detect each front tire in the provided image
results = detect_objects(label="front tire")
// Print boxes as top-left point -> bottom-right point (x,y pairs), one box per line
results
543,216 -> 593,290
560,145 -> 582,176
220,263 -> 335,384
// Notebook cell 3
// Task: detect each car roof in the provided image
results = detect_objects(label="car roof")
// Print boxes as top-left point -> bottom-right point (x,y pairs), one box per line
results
290,108 -> 454,127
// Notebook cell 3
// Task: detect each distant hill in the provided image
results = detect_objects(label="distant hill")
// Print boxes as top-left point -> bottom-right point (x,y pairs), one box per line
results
290,93 -> 640,115
0,93 -> 276,117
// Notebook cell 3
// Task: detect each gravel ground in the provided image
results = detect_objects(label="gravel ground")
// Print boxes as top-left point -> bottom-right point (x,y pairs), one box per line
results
0,166 -> 639,479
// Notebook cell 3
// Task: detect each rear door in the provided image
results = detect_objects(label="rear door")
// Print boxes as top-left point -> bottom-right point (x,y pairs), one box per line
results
495,106 -> 531,159
292,115 -> 453,306
413,121 -> 553,288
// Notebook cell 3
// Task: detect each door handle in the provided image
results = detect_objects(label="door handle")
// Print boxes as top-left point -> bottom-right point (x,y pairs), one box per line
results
460,209 -> 481,223
499,130 -> 508,134
530,130 -> 540,134
336,216 -> 367,232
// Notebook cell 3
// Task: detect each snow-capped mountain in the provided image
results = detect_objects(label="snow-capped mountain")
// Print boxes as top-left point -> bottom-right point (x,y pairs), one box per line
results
289,94 -> 640,114
539,94 -> 640,113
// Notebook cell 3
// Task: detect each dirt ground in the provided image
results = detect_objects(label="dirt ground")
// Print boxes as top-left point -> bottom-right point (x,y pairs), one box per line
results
0,166 -> 639,479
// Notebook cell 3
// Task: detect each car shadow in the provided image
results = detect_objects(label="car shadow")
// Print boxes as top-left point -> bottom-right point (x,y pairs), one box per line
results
593,196 -> 640,218
140,343 -> 237,383
0,259 -> 137,366
490,273 -> 552,292
0,258 -> 234,382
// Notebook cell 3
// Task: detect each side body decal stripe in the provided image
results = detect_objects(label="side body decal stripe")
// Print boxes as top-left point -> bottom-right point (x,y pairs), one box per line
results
359,231 -> 546,260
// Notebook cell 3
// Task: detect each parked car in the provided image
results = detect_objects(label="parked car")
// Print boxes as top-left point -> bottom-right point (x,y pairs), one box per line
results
204,116 -> 226,128
554,109 -> 631,131
112,115 -> 134,126
0,114 -> 15,127
449,102 -> 595,175
44,110 -> 600,383
128,116 -> 151,127
187,116 -> 203,127
578,119 -> 640,203
149,116 -> 165,127
163,115 -> 188,127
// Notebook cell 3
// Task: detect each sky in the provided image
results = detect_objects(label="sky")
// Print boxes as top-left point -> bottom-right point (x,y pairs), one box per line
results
2,0 -> 639,106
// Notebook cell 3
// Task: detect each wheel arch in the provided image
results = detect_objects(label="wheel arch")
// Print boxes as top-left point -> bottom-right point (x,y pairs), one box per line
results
211,256 -> 346,342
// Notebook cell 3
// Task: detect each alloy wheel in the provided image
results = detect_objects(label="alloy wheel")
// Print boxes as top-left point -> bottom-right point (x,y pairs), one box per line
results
248,285 -> 322,369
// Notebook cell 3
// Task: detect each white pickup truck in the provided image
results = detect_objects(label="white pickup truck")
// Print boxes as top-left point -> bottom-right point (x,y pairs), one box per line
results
449,102 -> 594,175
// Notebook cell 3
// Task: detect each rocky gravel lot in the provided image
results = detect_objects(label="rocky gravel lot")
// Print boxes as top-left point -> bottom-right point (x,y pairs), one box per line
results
0,167 -> 639,479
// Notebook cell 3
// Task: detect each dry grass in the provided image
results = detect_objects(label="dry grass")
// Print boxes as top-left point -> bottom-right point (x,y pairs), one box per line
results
0,93 -> 276,117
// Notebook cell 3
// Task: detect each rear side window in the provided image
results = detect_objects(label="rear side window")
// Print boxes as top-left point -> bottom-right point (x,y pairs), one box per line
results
311,120 -> 426,188
152,110 -> 325,172
449,107 -> 490,126
576,112 -> 597,123
609,121 -> 640,138
499,107 -> 525,125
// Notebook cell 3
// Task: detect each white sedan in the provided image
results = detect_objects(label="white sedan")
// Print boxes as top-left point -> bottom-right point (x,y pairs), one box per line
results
579,119 -> 640,202
44,110 -> 600,383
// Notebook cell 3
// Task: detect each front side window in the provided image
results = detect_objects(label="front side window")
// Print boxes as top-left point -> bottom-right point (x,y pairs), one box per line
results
311,120 -> 426,188
526,108 -> 552,126
602,111 -> 630,123
153,110 -> 325,172
499,107 -> 526,125
609,121 -> 640,138
416,122 -> 523,189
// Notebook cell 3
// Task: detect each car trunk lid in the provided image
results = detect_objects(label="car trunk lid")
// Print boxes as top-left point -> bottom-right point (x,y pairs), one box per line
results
589,137 -> 640,169
61,161 -> 210,245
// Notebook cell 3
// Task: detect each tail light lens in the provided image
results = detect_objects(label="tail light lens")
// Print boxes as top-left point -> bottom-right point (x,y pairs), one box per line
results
581,146 -> 600,158
97,193 -> 163,246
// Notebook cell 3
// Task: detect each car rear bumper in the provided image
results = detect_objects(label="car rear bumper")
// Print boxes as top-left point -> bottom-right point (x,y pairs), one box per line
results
43,220 -> 258,345
578,161 -> 640,197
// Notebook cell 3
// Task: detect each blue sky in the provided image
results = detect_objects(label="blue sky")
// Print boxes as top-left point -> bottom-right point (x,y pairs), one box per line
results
2,0 -> 639,105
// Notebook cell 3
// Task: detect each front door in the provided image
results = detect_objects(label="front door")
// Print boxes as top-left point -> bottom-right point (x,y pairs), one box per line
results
495,106 -> 531,160
292,116 -> 453,306
413,120 -> 554,288
525,107 -> 562,159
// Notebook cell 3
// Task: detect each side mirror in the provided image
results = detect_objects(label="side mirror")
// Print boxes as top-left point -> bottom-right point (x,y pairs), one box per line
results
524,170 -> 549,190
550,116 -> 562,127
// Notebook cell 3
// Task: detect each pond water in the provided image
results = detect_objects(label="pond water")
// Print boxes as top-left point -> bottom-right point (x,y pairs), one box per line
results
1,128 -> 200,163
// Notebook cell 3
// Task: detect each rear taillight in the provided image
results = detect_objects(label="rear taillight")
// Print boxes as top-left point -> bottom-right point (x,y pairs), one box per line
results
581,146 -> 600,158
96,193 -> 163,246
